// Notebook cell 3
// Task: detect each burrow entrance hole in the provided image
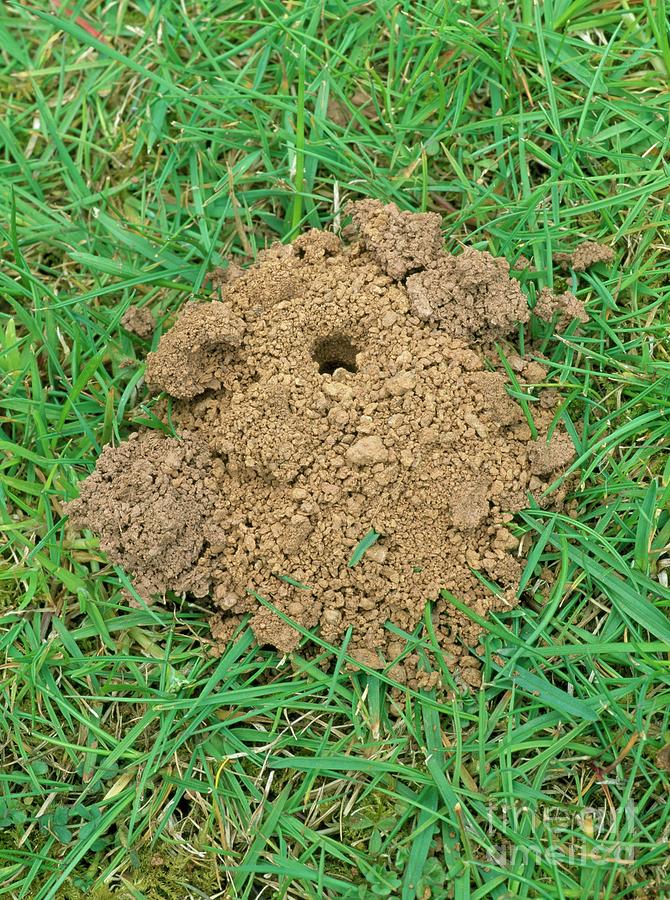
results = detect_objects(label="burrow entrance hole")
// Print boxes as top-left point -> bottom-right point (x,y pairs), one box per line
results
312,334 -> 360,375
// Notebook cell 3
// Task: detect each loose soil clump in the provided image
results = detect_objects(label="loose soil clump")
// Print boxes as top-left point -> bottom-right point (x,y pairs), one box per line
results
121,305 -> 155,338
554,240 -> 614,272
67,201 -> 598,686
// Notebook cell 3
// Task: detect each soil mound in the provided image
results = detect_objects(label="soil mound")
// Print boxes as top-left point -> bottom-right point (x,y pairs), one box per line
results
67,201 -> 596,686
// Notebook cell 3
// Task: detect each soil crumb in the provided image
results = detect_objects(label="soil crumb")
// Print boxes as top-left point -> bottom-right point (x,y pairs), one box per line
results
145,301 -> 245,399
121,305 -> 155,339
67,200 -> 588,686
406,249 -> 529,341
534,288 -> 588,332
571,240 -> 614,271
66,431 -> 223,601
350,199 -> 443,279
554,241 -> 614,272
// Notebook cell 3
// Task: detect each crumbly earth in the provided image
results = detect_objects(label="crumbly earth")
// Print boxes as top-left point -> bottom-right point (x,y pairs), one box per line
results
571,240 -> 615,272
534,287 -> 590,332
67,431 -> 223,601
121,305 -> 156,339
554,240 -> 614,272
405,248 -> 529,340
67,200 -> 599,686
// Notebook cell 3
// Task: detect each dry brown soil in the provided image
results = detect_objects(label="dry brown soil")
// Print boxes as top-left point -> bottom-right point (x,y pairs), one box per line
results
121,305 -> 155,338
67,201 -> 606,687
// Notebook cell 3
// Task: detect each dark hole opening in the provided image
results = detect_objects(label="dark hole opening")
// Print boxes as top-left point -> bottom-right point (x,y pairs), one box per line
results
312,334 -> 359,375
174,794 -> 192,817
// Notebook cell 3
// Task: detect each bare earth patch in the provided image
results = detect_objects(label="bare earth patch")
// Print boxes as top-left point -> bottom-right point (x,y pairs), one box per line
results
67,201 -> 599,686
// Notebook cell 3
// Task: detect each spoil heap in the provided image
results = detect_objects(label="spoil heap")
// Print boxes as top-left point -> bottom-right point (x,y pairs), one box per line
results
67,201 -> 597,685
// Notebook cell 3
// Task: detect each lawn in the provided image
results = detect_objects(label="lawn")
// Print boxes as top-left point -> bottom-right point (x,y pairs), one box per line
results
1,1 -> 670,898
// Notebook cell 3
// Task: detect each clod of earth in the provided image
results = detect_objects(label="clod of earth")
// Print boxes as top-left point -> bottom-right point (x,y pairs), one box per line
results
66,201 -> 603,687
554,241 -> 614,273
121,305 -> 155,339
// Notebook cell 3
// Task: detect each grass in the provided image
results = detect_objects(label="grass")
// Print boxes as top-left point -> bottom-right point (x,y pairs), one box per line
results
1,0 -> 670,897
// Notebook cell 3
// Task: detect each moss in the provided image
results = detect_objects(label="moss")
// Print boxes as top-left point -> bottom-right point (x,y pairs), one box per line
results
119,848 -> 220,899
56,884 -> 117,900
0,582 -> 19,611
50,848 -> 219,899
